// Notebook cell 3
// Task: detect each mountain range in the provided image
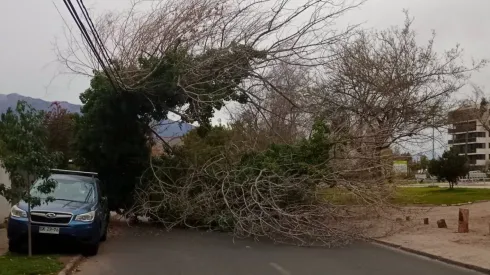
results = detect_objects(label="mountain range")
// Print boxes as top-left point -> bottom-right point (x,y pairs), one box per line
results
0,93 -> 193,137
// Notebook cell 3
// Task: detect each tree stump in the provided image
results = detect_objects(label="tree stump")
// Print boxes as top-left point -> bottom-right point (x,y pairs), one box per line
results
406,216 -> 411,221
458,208 -> 469,233
437,219 -> 447,228
423,218 -> 429,225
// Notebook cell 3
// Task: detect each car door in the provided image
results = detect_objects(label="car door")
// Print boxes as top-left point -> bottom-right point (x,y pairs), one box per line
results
96,179 -> 109,234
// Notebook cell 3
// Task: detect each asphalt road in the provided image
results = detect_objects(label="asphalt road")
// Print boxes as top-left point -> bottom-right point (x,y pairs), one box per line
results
76,226 -> 483,275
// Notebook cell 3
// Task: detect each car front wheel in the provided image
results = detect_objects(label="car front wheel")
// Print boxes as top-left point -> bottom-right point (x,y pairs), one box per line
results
100,226 -> 107,242
100,216 -> 109,242
82,241 -> 99,256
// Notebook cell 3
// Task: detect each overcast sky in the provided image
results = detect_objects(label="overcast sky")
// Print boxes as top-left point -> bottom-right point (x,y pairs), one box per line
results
1,0 -> 489,130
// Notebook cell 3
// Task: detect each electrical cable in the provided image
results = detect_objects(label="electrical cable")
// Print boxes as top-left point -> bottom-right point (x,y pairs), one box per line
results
62,0 -> 120,92
76,0 -> 126,90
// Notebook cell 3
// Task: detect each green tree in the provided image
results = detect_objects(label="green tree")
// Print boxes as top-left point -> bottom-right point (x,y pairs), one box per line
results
420,155 -> 429,172
76,46 -> 262,213
75,76 -> 151,213
179,126 -> 234,165
428,149 -> 469,189
0,101 -> 61,256
44,102 -> 77,168
139,119 -> 336,230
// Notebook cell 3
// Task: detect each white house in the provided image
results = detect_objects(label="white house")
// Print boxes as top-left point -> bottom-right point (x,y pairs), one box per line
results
0,165 -> 10,219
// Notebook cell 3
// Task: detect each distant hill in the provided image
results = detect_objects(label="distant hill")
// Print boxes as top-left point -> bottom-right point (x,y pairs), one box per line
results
0,93 -> 81,114
0,93 -> 194,137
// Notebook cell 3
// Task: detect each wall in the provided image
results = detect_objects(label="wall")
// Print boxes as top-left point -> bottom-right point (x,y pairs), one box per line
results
0,165 -> 10,219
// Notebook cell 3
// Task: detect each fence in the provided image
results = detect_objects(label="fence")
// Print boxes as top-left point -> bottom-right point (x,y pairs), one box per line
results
461,171 -> 490,182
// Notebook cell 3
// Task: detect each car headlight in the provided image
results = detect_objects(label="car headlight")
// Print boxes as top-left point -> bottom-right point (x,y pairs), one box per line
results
75,211 -> 96,222
11,205 -> 27,218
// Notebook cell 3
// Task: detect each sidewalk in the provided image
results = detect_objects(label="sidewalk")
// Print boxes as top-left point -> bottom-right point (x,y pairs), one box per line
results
378,201 -> 490,270
0,229 -> 7,255
399,183 -> 490,189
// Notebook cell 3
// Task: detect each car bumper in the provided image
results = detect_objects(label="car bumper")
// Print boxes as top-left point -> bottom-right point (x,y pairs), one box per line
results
8,216 -> 101,245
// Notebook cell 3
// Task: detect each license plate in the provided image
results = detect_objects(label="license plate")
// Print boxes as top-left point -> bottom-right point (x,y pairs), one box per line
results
39,226 -> 60,234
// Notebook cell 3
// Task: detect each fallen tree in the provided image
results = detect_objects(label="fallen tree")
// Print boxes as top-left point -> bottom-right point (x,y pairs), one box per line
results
56,1 -> 484,246
131,121 -> 394,246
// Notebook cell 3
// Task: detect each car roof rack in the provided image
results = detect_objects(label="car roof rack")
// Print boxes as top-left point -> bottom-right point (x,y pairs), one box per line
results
50,169 -> 98,178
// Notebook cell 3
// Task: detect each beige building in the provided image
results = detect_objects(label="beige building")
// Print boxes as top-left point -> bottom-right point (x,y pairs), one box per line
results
0,165 -> 11,219
448,107 -> 489,169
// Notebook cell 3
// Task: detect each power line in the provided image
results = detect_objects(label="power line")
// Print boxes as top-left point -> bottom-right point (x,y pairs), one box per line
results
76,0 -> 112,64
62,0 -> 120,92
76,0 -> 126,89
58,0 -> 175,146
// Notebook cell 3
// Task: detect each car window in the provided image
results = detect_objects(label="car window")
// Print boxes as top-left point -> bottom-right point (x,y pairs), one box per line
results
30,177 -> 96,203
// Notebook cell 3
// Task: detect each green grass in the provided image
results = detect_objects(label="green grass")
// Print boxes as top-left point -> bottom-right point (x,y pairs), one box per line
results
322,186 -> 490,206
0,254 -> 64,275
321,188 -> 348,204
394,187 -> 490,205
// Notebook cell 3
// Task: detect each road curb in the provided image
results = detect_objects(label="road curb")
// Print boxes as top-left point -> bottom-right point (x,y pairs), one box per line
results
372,239 -> 490,274
58,255 -> 84,275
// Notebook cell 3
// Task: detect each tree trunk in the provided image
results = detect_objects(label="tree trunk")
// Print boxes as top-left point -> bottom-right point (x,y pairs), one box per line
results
458,208 -> 469,233
437,219 -> 447,228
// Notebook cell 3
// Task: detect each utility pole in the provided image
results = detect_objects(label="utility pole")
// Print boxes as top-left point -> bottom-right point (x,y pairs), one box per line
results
432,126 -> 435,159
432,114 -> 435,159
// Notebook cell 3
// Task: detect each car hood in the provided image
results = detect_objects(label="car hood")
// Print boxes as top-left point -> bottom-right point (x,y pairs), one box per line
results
17,200 -> 94,214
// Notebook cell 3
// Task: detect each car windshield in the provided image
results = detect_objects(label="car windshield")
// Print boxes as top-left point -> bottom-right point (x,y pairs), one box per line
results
30,176 -> 95,203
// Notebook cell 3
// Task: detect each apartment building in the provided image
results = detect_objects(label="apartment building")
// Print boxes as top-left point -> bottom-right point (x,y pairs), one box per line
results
448,107 -> 489,169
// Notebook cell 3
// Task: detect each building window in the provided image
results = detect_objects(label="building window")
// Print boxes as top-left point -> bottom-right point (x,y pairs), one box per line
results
468,155 -> 485,162
449,121 -> 477,133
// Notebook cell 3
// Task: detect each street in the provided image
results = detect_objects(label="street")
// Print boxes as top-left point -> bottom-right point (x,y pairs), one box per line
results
75,226 -> 482,275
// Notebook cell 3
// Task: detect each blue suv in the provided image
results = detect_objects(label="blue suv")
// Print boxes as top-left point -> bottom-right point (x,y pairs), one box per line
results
8,169 -> 109,256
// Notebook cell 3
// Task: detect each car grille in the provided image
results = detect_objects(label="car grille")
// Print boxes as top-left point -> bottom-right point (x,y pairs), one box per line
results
31,212 -> 72,224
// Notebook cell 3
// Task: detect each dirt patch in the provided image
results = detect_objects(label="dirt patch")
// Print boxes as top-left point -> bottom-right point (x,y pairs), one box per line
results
58,255 -> 74,265
378,201 -> 490,270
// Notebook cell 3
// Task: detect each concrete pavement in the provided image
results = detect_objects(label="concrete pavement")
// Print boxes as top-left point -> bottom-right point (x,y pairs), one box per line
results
399,183 -> 490,189
75,226 -> 483,275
